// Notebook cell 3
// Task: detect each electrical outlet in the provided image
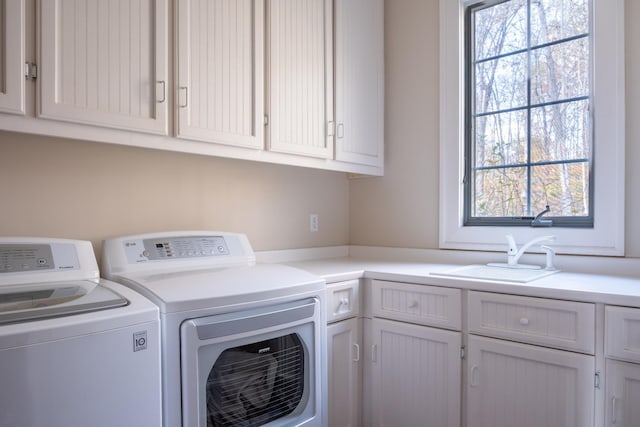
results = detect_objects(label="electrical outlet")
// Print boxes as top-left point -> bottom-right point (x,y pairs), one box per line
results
309,214 -> 319,232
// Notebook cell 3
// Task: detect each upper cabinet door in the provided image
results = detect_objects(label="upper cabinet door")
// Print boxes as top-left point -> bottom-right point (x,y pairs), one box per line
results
267,0 -> 334,159
38,0 -> 168,134
335,0 -> 384,167
176,0 -> 264,148
0,0 -> 25,115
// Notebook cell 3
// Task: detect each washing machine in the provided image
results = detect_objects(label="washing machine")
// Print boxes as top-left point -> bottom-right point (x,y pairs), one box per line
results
0,237 -> 162,427
101,231 -> 327,427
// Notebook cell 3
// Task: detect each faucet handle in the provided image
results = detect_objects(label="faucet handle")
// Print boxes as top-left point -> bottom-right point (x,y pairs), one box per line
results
532,205 -> 553,227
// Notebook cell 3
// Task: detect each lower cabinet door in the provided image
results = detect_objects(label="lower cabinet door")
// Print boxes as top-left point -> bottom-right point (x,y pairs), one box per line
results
467,335 -> 595,427
327,317 -> 362,427
369,318 -> 461,427
605,359 -> 640,427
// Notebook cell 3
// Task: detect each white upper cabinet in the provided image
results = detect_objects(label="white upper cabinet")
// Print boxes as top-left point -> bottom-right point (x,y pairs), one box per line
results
0,0 -> 25,115
334,0 -> 384,167
38,0 -> 168,134
266,0 -> 334,159
0,0 -> 383,174
176,0 -> 263,148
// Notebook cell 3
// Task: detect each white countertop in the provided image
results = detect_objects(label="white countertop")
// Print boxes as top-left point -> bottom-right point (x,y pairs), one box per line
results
283,256 -> 640,307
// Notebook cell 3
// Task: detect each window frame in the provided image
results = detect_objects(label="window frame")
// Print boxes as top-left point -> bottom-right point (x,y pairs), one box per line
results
439,0 -> 625,256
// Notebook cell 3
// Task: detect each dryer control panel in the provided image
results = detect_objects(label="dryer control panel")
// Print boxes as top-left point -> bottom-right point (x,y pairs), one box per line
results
103,231 -> 256,274
124,236 -> 231,263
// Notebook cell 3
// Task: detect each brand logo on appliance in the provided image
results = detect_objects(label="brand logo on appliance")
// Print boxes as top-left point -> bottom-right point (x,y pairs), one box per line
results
133,331 -> 147,352
258,347 -> 271,354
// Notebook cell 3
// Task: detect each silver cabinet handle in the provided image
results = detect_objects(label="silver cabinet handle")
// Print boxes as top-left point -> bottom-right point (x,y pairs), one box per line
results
157,81 -> 166,103
371,344 -> 377,363
353,343 -> 360,362
179,86 -> 188,108
612,396 -> 618,424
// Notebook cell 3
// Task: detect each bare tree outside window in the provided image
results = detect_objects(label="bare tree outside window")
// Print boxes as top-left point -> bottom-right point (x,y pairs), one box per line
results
465,0 -> 592,227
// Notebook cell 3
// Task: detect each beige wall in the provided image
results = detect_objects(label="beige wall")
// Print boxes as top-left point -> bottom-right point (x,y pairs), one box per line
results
2,0 -> 637,259
350,0 -> 640,259
0,131 -> 349,256
350,0 -> 440,249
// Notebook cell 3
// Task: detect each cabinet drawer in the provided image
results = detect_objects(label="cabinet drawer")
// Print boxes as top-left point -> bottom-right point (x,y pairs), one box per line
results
606,305 -> 640,363
370,280 -> 461,330
468,291 -> 595,354
326,280 -> 360,323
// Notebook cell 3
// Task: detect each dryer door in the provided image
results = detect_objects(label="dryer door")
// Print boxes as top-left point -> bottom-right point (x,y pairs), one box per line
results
180,298 -> 323,427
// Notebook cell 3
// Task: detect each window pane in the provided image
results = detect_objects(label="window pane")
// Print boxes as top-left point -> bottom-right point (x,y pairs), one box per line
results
475,53 -> 527,113
531,163 -> 590,216
475,110 -> 527,167
531,38 -> 589,105
473,167 -> 527,217
530,0 -> 589,47
530,99 -> 590,163
474,0 -> 527,61
466,0 -> 592,225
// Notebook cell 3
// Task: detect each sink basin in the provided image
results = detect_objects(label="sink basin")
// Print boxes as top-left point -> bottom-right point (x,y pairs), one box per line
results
432,264 -> 559,283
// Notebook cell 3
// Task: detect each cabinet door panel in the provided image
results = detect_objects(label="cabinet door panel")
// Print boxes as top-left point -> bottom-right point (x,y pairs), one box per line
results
370,318 -> 461,427
39,0 -> 168,134
0,0 -> 25,115
334,0 -> 383,167
606,306 -> 640,364
267,0 -> 333,158
606,359 -> 640,427
327,318 -> 361,427
467,335 -> 595,427
176,0 -> 263,148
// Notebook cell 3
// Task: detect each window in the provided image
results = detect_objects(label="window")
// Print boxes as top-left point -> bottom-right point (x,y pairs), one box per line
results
439,0 -> 625,256
465,0 -> 592,227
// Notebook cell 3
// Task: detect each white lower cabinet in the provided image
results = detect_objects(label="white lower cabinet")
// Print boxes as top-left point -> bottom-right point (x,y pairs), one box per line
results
327,317 -> 362,427
365,280 -> 462,427
605,360 -> 640,427
467,291 -> 596,427
466,335 -> 595,427
369,317 -> 461,427
326,280 -> 362,427
604,305 -> 640,427
331,281 -> 605,427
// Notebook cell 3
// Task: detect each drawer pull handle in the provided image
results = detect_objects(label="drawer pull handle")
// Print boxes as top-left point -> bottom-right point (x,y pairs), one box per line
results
353,343 -> 360,362
519,317 -> 530,326
408,300 -> 419,309
612,396 -> 617,424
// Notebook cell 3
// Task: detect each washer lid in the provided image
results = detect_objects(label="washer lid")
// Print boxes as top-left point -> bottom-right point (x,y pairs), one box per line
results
0,279 -> 128,325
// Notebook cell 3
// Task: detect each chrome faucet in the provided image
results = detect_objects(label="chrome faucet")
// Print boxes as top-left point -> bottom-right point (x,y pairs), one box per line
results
505,234 -> 556,268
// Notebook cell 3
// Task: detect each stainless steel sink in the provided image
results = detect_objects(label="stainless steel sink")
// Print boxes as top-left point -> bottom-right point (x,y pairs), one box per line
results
432,264 -> 559,283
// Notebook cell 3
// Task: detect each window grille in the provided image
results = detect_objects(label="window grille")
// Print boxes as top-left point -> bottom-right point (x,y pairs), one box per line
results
464,0 -> 593,227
